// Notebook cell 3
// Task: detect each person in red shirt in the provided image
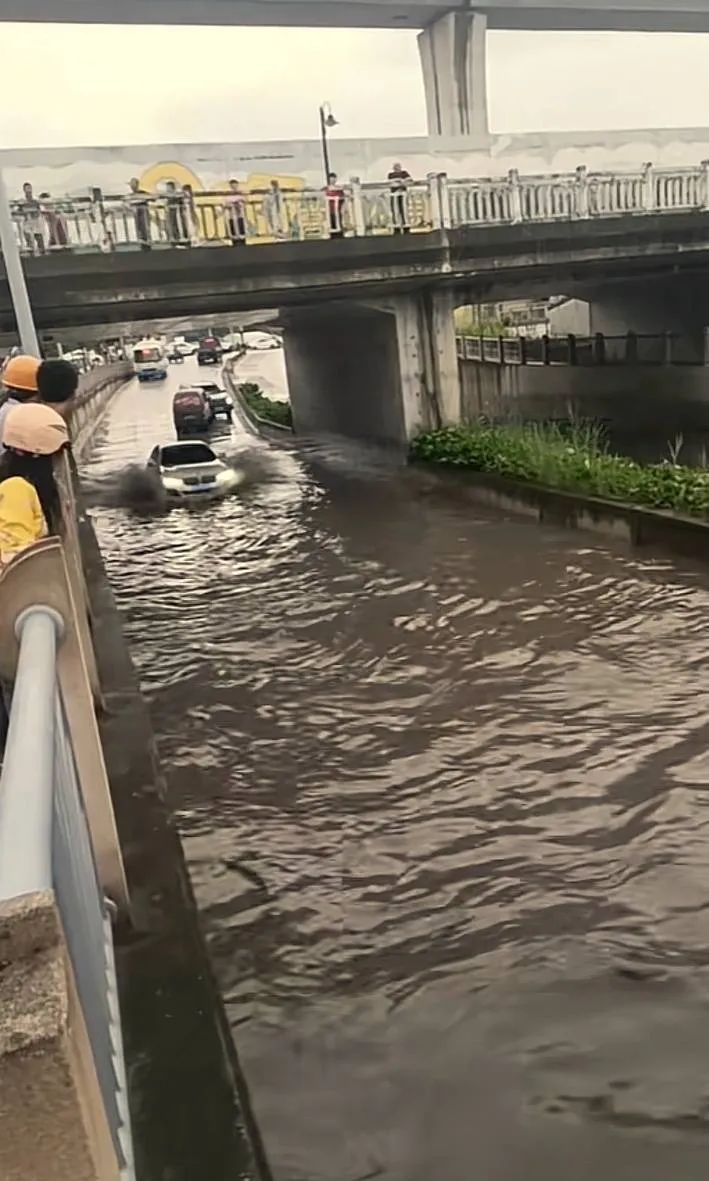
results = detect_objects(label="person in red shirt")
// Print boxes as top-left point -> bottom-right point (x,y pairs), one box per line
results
325,172 -> 346,239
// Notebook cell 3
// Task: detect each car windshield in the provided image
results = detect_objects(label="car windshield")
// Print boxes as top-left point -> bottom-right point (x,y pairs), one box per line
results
161,443 -> 216,467
135,347 -> 160,362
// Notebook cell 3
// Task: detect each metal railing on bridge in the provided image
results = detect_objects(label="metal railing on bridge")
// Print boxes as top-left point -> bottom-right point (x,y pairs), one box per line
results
0,449 -> 133,1177
456,331 -> 706,367
10,159 -> 709,254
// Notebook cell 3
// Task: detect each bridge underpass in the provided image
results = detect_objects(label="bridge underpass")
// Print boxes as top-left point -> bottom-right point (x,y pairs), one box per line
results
11,200 -> 709,445
79,347 -> 709,1181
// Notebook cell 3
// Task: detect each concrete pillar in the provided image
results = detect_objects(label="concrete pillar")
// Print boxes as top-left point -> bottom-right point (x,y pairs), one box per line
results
418,10 -> 489,139
282,291 -> 461,446
283,305 -> 409,446
429,290 -> 460,426
393,290 -> 460,434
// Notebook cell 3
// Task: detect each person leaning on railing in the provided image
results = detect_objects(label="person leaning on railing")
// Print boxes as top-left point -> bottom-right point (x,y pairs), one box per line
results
127,178 -> 152,250
0,355 -> 78,455
0,402 -> 69,751
226,178 -> 248,245
388,162 -> 413,234
37,357 -> 79,418
0,354 -> 41,452
0,403 -> 69,569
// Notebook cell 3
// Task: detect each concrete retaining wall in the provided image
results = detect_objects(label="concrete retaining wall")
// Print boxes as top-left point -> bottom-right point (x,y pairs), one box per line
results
423,465 -> 709,565
459,357 -> 709,461
224,360 -> 294,439
70,363 -> 133,459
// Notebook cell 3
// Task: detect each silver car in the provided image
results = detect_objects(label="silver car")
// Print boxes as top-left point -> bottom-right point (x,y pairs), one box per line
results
147,440 -> 241,500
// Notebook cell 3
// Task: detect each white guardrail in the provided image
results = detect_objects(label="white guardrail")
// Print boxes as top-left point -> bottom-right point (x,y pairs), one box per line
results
9,161 -> 709,253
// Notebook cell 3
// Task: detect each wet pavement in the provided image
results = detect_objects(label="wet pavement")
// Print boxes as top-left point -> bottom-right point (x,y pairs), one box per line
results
83,354 -> 709,1181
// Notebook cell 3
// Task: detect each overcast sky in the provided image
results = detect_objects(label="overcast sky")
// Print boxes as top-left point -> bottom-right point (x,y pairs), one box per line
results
4,21 -> 709,146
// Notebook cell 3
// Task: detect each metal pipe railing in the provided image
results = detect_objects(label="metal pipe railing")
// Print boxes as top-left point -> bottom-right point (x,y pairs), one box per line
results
0,588 -> 135,1178
455,331 -> 705,367
0,607 -> 61,900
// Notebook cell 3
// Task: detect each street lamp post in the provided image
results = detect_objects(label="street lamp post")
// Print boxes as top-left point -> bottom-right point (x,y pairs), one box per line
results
319,102 -> 339,186
0,168 -> 39,356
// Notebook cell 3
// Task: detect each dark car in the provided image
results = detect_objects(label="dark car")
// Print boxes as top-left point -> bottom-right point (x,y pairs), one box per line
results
194,381 -> 233,421
172,387 -> 214,437
167,349 -> 185,364
197,336 -> 223,365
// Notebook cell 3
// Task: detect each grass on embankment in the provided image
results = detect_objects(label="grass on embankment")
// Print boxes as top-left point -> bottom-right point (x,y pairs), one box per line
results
237,382 -> 293,428
411,422 -> 709,520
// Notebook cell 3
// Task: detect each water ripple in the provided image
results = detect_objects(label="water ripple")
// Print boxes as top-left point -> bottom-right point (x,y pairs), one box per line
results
85,360 -> 709,1181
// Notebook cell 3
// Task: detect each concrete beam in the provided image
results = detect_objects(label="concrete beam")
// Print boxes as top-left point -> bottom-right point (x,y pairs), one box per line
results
8,212 -> 709,332
6,1 -> 709,32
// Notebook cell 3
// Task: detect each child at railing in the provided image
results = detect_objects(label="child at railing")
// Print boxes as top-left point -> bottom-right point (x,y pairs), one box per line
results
0,403 -> 69,569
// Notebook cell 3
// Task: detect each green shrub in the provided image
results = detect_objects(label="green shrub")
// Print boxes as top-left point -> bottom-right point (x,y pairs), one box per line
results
237,383 -> 293,428
411,421 -> 709,518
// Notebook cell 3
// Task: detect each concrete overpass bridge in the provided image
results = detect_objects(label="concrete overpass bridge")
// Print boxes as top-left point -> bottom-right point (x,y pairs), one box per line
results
11,1 -> 709,31
9,202 -> 709,445
10,2 -> 709,139
8,161 -> 708,444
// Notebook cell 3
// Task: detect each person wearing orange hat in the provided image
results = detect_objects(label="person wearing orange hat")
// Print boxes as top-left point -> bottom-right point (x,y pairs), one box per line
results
0,354 -> 41,455
0,402 -> 69,568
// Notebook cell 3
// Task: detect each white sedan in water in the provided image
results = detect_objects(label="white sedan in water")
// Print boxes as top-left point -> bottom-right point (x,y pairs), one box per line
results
243,331 -> 282,351
147,440 -> 242,500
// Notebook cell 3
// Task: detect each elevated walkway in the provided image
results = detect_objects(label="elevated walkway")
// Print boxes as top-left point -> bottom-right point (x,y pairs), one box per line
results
6,164 -> 709,331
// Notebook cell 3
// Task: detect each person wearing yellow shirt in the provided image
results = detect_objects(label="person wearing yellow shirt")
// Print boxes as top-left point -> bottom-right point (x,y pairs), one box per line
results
0,402 -> 69,569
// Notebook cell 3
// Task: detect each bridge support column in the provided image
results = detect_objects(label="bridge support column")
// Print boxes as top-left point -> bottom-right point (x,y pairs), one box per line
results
418,10 -> 489,139
282,292 -> 460,446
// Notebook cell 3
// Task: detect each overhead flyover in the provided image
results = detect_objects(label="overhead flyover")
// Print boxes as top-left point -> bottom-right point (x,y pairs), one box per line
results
8,2 -> 709,140
6,2 -> 709,31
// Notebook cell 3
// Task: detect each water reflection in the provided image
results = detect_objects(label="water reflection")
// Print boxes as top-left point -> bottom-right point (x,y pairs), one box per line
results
84,358 -> 709,1181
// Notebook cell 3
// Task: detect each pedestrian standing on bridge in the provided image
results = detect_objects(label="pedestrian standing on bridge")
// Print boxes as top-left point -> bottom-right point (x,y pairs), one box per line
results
19,182 -> 46,254
325,172 -> 346,239
165,180 -> 190,246
182,184 -> 199,243
388,162 -> 412,234
127,178 -> 152,250
0,355 -> 40,455
226,178 -> 248,245
0,403 -> 69,568
39,192 -> 69,249
264,179 -> 287,239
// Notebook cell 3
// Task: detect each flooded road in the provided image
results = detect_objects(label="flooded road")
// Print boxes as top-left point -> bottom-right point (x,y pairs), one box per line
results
84,355 -> 709,1181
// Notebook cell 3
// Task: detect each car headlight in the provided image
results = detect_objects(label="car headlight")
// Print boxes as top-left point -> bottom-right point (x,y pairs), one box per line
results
162,475 -> 184,491
216,468 -> 238,487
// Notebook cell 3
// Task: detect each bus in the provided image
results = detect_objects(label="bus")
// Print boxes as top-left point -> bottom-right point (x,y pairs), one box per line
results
133,338 -> 168,382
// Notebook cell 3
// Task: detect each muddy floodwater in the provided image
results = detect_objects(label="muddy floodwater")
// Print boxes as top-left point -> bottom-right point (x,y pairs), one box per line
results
84,354 -> 709,1181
